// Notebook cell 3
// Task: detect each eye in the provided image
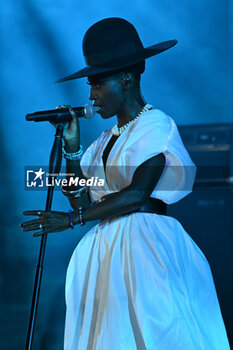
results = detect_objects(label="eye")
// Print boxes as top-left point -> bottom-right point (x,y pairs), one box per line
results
86,80 -> 103,89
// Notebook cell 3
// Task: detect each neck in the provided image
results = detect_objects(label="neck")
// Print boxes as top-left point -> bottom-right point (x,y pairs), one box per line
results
117,93 -> 146,127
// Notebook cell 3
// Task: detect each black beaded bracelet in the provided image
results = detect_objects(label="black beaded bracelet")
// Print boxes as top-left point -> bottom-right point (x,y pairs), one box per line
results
78,207 -> 85,226
68,210 -> 74,229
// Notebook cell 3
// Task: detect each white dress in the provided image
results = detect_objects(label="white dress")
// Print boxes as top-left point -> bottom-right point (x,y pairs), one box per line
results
64,109 -> 230,350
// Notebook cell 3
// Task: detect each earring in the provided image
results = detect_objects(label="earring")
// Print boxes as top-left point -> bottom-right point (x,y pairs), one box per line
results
123,77 -> 131,85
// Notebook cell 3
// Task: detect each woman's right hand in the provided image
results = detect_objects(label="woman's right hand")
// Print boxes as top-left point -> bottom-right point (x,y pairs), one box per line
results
55,105 -> 81,152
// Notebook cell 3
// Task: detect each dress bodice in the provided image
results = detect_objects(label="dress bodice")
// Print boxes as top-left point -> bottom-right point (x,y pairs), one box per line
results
80,109 -> 196,204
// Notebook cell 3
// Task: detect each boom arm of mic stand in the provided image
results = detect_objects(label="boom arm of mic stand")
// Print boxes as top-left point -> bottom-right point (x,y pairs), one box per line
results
25,123 -> 64,350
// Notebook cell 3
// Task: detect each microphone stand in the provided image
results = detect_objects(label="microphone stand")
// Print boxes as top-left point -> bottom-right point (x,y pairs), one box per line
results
25,123 -> 64,350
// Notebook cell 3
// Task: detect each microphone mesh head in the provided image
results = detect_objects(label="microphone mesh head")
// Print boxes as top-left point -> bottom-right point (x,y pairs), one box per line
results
84,103 -> 96,119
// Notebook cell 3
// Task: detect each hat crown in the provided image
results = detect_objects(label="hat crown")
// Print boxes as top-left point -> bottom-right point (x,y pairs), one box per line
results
82,18 -> 144,67
56,17 -> 177,83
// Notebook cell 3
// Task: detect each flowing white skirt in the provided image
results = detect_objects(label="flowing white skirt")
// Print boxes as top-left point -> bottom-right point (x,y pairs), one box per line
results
64,213 -> 230,350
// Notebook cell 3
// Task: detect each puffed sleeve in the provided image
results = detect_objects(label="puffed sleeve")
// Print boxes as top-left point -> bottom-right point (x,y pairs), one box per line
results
123,109 -> 196,204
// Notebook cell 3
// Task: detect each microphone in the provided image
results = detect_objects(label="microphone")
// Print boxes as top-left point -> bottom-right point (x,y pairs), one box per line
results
25,103 -> 96,123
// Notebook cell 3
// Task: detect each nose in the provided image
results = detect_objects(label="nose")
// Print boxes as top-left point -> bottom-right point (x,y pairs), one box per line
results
89,86 -> 98,101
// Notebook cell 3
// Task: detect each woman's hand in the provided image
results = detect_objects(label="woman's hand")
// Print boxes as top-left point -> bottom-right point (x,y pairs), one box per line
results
54,105 -> 81,152
21,210 -> 74,237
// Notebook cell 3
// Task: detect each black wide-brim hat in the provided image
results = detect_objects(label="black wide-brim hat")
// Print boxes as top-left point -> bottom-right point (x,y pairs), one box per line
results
56,18 -> 177,83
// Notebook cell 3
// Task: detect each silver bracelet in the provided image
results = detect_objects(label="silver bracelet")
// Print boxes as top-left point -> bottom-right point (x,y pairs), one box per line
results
62,145 -> 83,161
61,186 -> 88,198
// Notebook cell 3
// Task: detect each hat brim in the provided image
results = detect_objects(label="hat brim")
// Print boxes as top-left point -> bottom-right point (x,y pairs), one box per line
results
55,39 -> 177,83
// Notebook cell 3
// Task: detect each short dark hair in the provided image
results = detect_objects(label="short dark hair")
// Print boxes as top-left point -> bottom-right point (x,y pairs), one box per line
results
88,60 -> 145,84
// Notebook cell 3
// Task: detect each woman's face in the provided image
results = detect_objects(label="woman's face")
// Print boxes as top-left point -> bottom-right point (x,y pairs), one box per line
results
88,73 -> 126,118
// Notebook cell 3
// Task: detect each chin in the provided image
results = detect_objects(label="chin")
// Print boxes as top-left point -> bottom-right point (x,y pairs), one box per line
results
98,110 -> 114,119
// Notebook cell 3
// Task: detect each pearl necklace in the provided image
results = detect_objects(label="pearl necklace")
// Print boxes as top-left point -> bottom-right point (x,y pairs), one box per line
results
111,104 -> 153,136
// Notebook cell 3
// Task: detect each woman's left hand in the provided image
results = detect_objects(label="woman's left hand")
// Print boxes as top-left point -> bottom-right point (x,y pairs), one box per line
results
21,210 -> 72,237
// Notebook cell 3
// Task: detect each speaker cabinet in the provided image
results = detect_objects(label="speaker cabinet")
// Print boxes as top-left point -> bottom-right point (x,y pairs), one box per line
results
168,123 -> 233,346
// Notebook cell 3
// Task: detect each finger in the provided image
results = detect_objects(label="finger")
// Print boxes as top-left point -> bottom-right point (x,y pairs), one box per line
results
22,224 -> 43,232
33,228 -> 51,237
33,231 -> 44,237
68,106 -> 77,118
68,107 -> 80,128
23,210 -> 44,216
55,105 -> 70,110
22,225 -> 41,232
21,219 -> 42,228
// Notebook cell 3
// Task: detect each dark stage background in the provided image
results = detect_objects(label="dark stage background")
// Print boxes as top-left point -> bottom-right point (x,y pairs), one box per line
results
0,1 -> 232,349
